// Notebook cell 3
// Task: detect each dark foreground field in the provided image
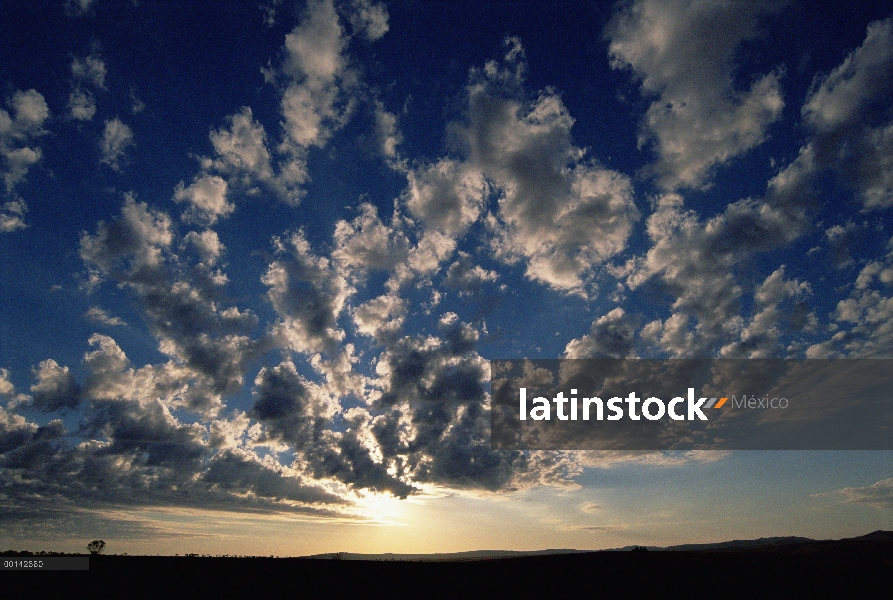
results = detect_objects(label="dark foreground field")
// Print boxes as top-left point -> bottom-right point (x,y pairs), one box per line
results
7,535 -> 892,594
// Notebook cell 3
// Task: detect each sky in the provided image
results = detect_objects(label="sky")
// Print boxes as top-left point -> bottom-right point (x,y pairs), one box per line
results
0,0 -> 891,556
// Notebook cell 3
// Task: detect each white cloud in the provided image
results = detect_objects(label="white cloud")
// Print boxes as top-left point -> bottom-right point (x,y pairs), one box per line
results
80,198 -> 259,411
68,89 -> 96,121
0,367 -> 16,396
406,159 -> 487,237
85,306 -> 127,327
1,89 -> 49,199
0,200 -> 27,232
264,231 -> 353,355
373,100 -> 400,158
100,117 -> 135,171
807,18 -> 893,208
65,0 -> 96,17
209,107 -> 275,186
30,359 -> 81,411
827,243 -> 893,357
812,478 -> 893,511
71,53 -> 107,89
184,229 -> 224,266
443,251 -> 498,296
173,175 -> 233,225
68,52 -> 105,121
353,293 -> 406,343
332,202 -> 409,274
607,0 -> 785,190
79,194 -> 173,275
279,0 -> 349,163
803,19 -> 893,133
626,190 -> 810,356
791,18 -> 893,209
462,41 -> 638,294
564,307 -> 638,359
349,0 -> 389,41
719,266 -> 815,358
269,0 -> 392,204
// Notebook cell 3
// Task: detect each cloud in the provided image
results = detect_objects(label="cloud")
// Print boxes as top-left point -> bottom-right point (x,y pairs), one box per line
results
561,524 -> 625,532
80,197 -> 261,411
626,190 -> 809,356
607,0 -> 785,190
183,229 -> 224,266
460,40 -> 638,294
173,175 -> 233,226
1,89 -> 49,203
65,0 -> 96,17
249,360 -> 413,498
406,159 -> 488,238
68,51 -> 106,121
1,351 -> 348,521
332,202 -> 409,274
373,101 -> 400,158
100,117 -> 135,171
564,308 -> 638,359
30,360 -> 81,412
71,52 -> 107,89
264,231 -> 353,355
353,293 -> 406,343
719,266 -> 815,358
0,200 -> 27,232
443,252 -> 498,296
821,239 -> 893,357
274,0 -> 352,202
366,326 -> 577,493
68,89 -> 96,122
0,368 -> 14,396
812,478 -> 893,511
203,449 -> 345,505
801,18 -> 893,209
79,193 -> 173,276
85,306 -> 127,327
348,0 -> 389,41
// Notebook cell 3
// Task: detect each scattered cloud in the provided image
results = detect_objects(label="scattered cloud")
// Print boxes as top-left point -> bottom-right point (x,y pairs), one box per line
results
464,40 -> 638,294
607,0 -> 785,190
99,117 -> 134,170
1,88 -> 49,197
85,306 -> 127,327
812,478 -> 893,511
348,0 -> 389,41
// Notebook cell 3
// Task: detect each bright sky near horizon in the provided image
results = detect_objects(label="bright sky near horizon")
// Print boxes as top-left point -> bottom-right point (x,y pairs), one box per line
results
0,0 -> 891,556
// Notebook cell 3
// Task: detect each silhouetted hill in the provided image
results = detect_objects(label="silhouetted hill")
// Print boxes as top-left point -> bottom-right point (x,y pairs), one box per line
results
848,530 -> 893,542
8,531 -> 891,595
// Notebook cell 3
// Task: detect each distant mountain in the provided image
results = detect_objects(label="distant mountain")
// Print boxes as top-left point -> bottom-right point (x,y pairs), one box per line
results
303,531 -> 892,560
846,530 -> 893,542
304,549 -> 589,561
659,536 -> 816,552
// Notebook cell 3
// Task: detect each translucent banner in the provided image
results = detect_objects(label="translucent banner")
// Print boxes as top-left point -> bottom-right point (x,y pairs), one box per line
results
490,360 -> 893,450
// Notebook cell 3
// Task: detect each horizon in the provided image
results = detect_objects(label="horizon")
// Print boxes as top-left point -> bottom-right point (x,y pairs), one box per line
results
1,0 -> 892,557
4,528 -> 891,558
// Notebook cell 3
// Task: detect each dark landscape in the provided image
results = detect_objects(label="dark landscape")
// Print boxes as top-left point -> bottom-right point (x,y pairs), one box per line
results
5,532 -> 891,593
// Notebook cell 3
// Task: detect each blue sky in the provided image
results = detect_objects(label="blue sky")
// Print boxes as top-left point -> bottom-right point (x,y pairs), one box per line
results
0,0 -> 891,555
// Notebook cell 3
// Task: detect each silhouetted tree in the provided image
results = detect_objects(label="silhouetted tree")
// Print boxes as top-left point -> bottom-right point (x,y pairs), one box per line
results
87,540 -> 106,554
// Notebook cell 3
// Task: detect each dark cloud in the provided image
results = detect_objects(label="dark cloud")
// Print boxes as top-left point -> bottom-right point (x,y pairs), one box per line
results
80,198 -> 262,412
30,359 -> 81,411
264,231 -> 353,355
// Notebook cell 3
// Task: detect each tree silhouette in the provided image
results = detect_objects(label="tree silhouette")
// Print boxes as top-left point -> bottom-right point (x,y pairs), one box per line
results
87,540 -> 106,555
